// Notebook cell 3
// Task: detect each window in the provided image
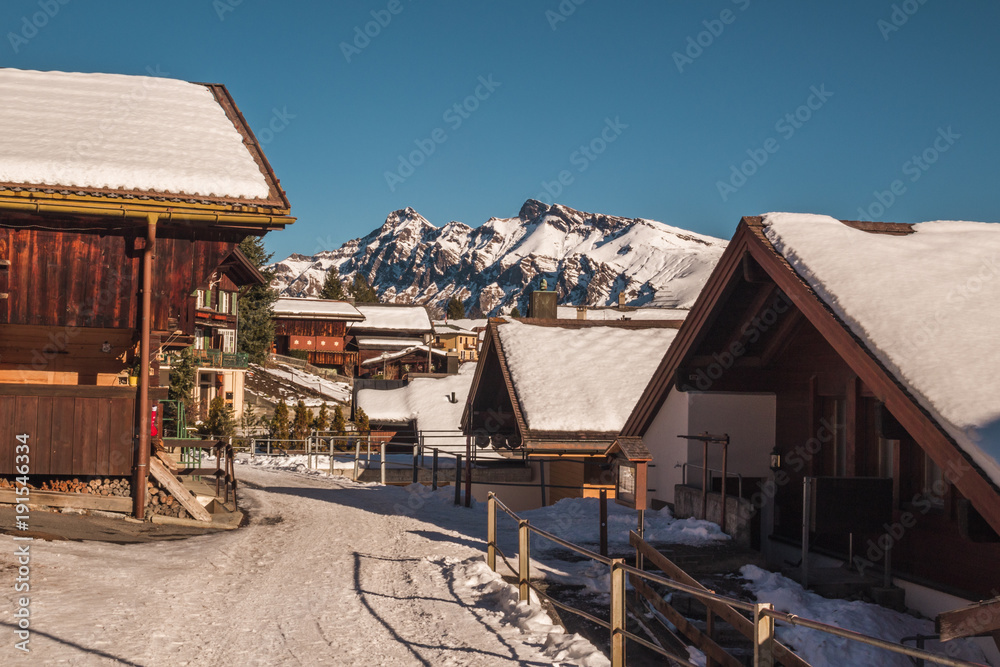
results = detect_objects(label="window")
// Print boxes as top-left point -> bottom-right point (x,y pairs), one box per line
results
220,329 -> 236,354
194,327 -> 204,350
196,289 -> 205,308
923,454 -> 946,508
219,291 -> 230,314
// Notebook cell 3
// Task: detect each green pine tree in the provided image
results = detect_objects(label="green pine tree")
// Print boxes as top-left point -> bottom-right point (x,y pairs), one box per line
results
349,274 -> 379,303
332,404 -> 346,433
354,406 -> 370,435
200,396 -> 236,438
312,401 -> 330,432
446,296 -> 465,320
319,272 -> 347,300
167,347 -> 196,421
237,236 -> 278,365
270,400 -> 291,448
292,400 -> 312,442
510,305 -> 522,318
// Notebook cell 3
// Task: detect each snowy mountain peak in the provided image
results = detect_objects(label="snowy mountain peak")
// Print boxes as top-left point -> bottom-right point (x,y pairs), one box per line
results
269,200 -> 727,316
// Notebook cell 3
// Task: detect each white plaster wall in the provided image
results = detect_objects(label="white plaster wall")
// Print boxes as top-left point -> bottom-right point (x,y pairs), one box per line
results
687,392 -> 776,480
643,387 -> 690,506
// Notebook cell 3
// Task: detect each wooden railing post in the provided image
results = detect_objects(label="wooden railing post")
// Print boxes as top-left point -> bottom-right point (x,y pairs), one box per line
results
380,443 -> 387,485
610,558 -> 626,667
487,493 -> 497,572
754,603 -> 775,667
518,519 -> 530,602
455,454 -> 463,506
432,448 -> 439,491
412,444 -> 419,484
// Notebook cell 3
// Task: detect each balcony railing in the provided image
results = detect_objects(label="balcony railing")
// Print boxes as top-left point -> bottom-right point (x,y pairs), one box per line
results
162,348 -> 249,369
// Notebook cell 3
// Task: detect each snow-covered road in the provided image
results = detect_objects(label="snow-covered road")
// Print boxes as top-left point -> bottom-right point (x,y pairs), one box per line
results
0,467 -> 603,666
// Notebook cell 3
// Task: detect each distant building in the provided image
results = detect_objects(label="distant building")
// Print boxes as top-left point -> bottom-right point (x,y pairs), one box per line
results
351,304 -> 435,378
272,297 -> 364,372
432,320 -> 483,362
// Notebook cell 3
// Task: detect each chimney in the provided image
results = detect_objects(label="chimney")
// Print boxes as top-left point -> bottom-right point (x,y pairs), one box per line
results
576,306 -> 586,321
528,279 -> 557,319
618,291 -> 626,309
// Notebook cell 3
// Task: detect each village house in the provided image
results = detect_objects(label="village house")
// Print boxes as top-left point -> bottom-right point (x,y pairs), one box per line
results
462,317 -> 681,509
157,248 -> 267,427
351,303 -> 437,378
431,320 -> 482,362
0,68 -> 293,518
619,213 -> 1000,649
271,296 -> 364,373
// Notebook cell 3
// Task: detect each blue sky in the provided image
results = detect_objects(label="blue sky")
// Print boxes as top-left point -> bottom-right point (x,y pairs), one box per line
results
3,0 -> 998,261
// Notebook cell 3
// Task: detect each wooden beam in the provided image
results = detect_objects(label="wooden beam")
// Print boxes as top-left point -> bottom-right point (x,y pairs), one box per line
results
846,375 -> 860,477
630,576 -> 741,667
936,598 -> 1000,642
631,532 -> 810,667
758,308 -> 804,368
149,457 -> 212,522
0,488 -> 131,512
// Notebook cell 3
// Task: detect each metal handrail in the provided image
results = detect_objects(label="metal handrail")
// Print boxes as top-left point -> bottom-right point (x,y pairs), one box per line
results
680,462 -> 744,500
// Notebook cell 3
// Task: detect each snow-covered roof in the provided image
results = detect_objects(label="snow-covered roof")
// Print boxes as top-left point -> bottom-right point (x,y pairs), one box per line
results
353,304 -> 433,333
273,297 -> 364,320
356,337 -> 424,350
357,364 -> 476,430
0,68 -> 272,201
556,305 -> 689,321
762,213 -> 1000,488
361,345 -> 448,366
433,322 -> 478,336
497,320 -> 679,433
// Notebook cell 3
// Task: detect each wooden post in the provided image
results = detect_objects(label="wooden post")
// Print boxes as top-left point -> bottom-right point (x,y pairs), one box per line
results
380,443 -> 387,485
412,444 -> 419,484
455,454 -> 463,506
706,611 -> 716,667
599,489 -> 609,558
432,448 -> 439,491
353,437 -> 361,481
487,493 -> 497,572
518,519 -> 530,602
754,602 -> 775,667
702,439 -> 709,521
610,558 -> 626,667
328,437 -> 333,476
720,438 -> 728,535
133,213 -> 158,519
539,460 -> 547,506
802,477 -> 811,589
464,434 -> 472,508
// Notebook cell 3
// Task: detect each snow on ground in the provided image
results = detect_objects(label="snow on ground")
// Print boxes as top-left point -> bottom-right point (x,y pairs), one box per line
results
739,565 -> 988,667
246,452 -> 459,471
0,68 -> 270,199
257,363 -> 351,404
0,466 -> 607,666
496,320 -> 678,432
762,214 -> 1000,487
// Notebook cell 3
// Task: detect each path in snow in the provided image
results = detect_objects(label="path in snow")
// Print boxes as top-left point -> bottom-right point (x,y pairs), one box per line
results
0,468 -> 597,666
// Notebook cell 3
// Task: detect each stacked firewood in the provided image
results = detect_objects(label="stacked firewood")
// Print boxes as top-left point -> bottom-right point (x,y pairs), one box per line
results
144,479 -> 191,520
0,477 -> 130,496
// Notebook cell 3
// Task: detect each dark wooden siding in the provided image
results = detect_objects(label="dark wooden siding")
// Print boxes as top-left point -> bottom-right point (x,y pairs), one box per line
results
0,224 -> 237,333
275,318 -> 348,337
0,385 -> 134,476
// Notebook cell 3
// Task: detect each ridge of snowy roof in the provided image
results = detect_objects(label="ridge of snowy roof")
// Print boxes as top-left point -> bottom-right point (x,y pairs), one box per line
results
496,320 -> 679,433
353,304 -> 433,332
273,297 -> 364,319
761,212 -> 1000,488
0,68 -> 274,202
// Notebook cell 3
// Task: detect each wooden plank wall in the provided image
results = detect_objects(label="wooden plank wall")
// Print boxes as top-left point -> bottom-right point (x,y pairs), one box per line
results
0,225 -> 236,333
0,387 -> 134,476
275,319 -> 347,337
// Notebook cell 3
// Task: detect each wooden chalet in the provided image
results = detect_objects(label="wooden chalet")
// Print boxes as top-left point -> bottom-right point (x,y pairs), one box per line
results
620,214 -> 1000,610
350,303 -> 434,378
272,297 -> 364,372
159,248 -> 267,424
0,68 -> 293,518
462,318 -> 681,505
